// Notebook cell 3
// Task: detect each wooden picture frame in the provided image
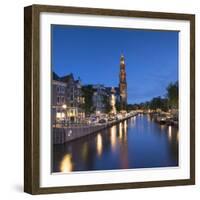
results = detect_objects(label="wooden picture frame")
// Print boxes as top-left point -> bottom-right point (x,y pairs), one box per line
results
24,4 -> 195,194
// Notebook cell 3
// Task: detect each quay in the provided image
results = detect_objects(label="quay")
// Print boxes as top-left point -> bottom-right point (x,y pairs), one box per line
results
53,113 -> 136,144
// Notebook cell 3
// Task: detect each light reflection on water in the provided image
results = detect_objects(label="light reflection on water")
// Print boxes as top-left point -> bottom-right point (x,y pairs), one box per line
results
123,121 -> 128,141
60,154 -> 73,173
53,114 -> 179,172
168,126 -> 172,141
160,124 -> 165,130
130,116 -> 135,128
96,134 -> 103,157
82,142 -> 88,161
119,122 -> 123,139
110,126 -> 117,151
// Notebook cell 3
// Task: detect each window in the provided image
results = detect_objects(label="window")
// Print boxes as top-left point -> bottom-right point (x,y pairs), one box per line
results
62,96 -> 65,103
56,86 -> 60,93
57,96 -> 60,104
61,86 -> 65,93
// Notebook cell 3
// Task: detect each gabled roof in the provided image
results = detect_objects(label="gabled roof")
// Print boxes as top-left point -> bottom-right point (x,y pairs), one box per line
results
60,73 -> 74,82
52,72 -> 60,81
53,72 -> 75,83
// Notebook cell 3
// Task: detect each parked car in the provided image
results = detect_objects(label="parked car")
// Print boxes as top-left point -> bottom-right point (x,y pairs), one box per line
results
116,114 -> 122,120
98,118 -> 107,124
156,114 -> 167,124
88,116 -> 98,123
108,117 -> 115,121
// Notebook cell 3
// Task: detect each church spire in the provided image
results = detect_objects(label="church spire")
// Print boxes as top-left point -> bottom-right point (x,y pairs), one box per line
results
119,54 -> 127,110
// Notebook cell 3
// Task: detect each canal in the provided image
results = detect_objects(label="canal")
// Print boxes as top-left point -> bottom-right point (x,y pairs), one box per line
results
52,114 -> 179,173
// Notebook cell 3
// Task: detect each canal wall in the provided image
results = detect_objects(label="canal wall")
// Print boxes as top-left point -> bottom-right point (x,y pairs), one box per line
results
53,115 -> 134,144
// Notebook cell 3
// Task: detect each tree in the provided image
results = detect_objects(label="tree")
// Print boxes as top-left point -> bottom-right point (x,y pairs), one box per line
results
166,81 -> 178,109
143,101 -> 150,110
81,85 -> 94,114
102,94 -> 112,113
149,96 -> 168,112
115,100 -> 121,112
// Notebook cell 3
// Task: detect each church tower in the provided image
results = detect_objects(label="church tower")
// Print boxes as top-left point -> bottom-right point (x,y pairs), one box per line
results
119,54 -> 127,110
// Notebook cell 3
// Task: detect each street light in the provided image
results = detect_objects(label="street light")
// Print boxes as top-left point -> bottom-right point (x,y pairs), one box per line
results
62,104 -> 67,109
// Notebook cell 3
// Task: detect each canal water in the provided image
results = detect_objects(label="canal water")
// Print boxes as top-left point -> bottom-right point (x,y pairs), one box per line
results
52,114 -> 178,173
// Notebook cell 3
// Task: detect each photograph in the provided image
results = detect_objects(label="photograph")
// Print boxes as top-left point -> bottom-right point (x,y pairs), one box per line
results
51,25 -> 179,173
24,5 -> 195,194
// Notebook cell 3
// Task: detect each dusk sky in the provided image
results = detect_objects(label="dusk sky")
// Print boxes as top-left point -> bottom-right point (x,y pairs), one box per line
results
52,25 -> 178,104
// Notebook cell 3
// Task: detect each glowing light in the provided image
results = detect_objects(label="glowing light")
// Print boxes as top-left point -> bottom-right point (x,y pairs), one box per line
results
110,126 -> 117,150
56,112 -> 65,119
96,134 -> 103,156
62,104 -> 67,109
56,112 -> 61,119
147,114 -> 151,122
124,120 -> 127,130
96,111 -> 100,115
119,123 -> 123,139
60,154 -> 73,173
130,116 -> 135,128
61,112 -> 65,118
124,121 -> 127,140
168,126 -> 172,141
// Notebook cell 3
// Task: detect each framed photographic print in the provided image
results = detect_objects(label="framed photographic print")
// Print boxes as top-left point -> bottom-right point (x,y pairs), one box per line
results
24,4 -> 195,194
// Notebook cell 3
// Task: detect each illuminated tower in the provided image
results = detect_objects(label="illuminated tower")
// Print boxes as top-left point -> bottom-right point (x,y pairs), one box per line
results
119,54 -> 127,110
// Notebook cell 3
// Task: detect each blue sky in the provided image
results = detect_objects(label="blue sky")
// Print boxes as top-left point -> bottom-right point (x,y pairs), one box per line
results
52,25 -> 178,104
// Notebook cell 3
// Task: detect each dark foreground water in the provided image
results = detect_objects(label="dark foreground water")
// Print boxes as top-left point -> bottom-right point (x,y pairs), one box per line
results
52,114 -> 178,172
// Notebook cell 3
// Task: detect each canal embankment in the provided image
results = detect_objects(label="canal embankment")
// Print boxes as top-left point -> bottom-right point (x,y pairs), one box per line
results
53,114 -> 135,144
53,114 -> 179,172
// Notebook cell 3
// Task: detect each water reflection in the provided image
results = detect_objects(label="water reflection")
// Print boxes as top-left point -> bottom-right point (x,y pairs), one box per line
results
160,124 -> 165,130
119,123 -> 123,139
147,114 -> 151,122
123,121 -> 128,141
53,115 -> 179,172
130,116 -> 135,128
82,142 -> 88,161
124,120 -> 127,130
60,154 -> 73,172
110,126 -> 117,151
96,134 -> 103,157
168,126 -> 172,141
